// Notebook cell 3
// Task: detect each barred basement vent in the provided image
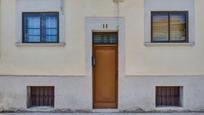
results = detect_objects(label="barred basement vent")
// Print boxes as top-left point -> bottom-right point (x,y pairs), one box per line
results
156,86 -> 183,107
27,86 -> 55,107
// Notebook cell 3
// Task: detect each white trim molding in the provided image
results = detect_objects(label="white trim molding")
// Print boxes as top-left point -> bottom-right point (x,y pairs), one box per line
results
85,17 -> 125,109
16,0 -> 65,44
0,74 -> 85,77
126,75 -> 204,78
144,42 -> 195,47
15,42 -> 66,47
144,0 -> 195,46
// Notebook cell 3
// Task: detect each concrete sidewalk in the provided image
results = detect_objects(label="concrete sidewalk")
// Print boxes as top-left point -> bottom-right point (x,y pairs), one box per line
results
0,113 -> 203,115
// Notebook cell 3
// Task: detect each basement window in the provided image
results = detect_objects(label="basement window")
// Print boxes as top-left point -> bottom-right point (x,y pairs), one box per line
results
27,86 -> 54,108
156,86 -> 182,107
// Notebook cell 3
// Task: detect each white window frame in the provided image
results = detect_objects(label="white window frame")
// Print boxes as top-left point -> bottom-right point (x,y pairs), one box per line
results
144,0 -> 195,46
16,0 -> 65,46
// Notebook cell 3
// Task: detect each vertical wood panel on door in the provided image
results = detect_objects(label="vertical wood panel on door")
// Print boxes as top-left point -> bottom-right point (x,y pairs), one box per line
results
93,32 -> 118,109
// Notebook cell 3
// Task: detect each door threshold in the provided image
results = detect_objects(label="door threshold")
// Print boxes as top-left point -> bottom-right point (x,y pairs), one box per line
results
93,109 -> 119,113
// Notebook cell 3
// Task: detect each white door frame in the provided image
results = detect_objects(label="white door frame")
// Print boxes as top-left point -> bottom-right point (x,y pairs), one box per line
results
85,17 -> 125,109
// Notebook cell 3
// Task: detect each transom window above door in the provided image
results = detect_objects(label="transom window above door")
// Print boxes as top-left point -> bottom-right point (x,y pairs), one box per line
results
23,12 -> 59,43
151,11 -> 188,43
93,32 -> 118,44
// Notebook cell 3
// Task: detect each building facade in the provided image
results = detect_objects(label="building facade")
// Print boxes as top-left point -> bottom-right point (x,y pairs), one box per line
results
0,0 -> 204,112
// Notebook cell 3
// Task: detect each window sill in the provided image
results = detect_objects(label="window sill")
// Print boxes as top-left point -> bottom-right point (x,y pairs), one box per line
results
15,42 -> 66,47
27,106 -> 54,112
144,42 -> 195,47
155,106 -> 183,111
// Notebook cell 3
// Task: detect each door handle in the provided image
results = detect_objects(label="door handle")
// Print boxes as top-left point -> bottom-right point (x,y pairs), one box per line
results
92,56 -> 96,66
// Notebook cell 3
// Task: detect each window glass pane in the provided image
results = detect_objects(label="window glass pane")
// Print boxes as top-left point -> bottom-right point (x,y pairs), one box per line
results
24,15 -> 41,42
45,35 -> 57,42
94,33 -> 118,44
152,14 -> 169,42
27,29 -> 40,35
23,13 -> 59,43
45,15 -> 57,28
170,14 -> 187,41
26,16 -> 41,28
26,35 -> 41,42
44,15 -> 58,42
46,29 -> 57,35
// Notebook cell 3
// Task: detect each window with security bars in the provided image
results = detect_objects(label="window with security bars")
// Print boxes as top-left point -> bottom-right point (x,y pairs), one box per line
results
28,86 -> 54,107
156,86 -> 181,107
151,11 -> 188,43
23,12 -> 59,43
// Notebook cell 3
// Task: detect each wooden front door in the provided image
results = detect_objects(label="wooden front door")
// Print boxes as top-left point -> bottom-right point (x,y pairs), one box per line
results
93,32 -> 118,109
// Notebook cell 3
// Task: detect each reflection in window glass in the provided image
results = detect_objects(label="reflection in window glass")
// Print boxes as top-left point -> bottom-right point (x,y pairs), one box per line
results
151,12 -> 188,43
152,14 -> 169,42
23,13 -> 59,43
170,14 -> 186,41
24,16 -> 41,42
44,15 -> 58,42
94,33 -> 118,44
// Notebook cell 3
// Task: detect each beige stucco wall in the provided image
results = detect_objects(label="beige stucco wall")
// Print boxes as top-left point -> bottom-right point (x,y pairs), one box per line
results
0,75 -> 204,112
0,0 -> 203,76
0,0 -> 204,112
0,0 -> 2,58
0,76 -> 92,111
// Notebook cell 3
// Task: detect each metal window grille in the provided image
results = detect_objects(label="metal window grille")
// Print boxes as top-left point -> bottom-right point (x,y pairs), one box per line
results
156,86 -> 181,107
29,86 -> 54,107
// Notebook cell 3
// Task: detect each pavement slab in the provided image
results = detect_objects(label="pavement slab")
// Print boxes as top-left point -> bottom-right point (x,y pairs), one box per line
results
0,113 -> 203,115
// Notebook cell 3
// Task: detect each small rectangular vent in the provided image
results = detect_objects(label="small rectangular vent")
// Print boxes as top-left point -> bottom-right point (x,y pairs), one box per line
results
156,86 -> 182,107
28,86 -> 54,107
